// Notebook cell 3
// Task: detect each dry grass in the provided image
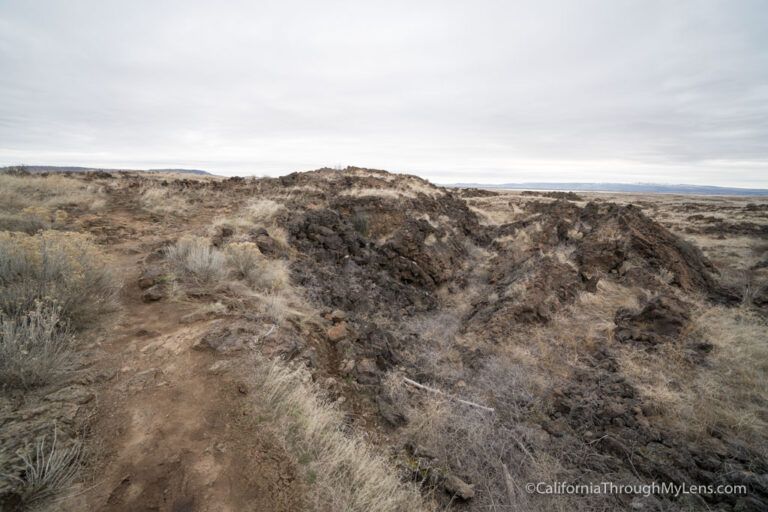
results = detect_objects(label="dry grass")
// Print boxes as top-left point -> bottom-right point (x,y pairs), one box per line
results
0,303 -> 75,390
6,426 -> 83,507
165,233 -> 296,325
0,206 -> 70,234
138,186 -> 196,216
164,235 -> 228,285
244,198 -> 286,223
209,198 -> 290,249
224,242 -> 262,281
167,236 -> 291,292
0,231 -> 120,329
224,242 -> 290,291
620,304 -> 768,448
384,369 -> 610,512
0,173 -> 107,213
246,355 -> 429,512
0,174 -> 107,233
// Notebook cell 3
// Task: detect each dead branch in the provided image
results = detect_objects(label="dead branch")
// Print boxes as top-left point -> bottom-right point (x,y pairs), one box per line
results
403,377 -> 495,412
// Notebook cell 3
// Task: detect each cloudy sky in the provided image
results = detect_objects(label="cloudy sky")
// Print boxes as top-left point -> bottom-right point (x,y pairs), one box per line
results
1,1 -> 767,186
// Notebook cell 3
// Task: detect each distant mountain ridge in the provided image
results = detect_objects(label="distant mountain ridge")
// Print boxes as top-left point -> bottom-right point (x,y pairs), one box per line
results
1,165 -> 212,176
445,182 -> 768,196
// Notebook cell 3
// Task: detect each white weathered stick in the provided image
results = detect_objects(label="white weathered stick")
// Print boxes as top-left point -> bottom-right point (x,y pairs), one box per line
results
403,377 -> 495,412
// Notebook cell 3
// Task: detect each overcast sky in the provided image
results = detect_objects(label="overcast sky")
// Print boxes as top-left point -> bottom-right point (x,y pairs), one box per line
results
1,1 -> 767,186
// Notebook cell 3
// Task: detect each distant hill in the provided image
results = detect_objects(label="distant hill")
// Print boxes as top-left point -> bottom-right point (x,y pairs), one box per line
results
1,165 -> 212,176
146,168 -> 212,175
445,182 -> 768,196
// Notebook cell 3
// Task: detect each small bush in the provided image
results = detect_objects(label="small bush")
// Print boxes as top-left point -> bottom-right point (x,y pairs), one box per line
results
165,236 -> 227,285
245,199 -> 285,223
0,206 -> 69,234
225,242 -> 262,282
0,303 -> 74,390
223,241 -> 289,291
252,259 -> 290,291
0,231 -> 120,329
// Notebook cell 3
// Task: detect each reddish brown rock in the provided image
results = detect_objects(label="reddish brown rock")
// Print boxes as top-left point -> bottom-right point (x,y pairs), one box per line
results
327,322 -> 348,342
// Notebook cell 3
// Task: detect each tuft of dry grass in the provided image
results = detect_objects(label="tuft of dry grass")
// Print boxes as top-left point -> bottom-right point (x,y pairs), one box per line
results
6,426 -> 83,507
224,242 -> 262,281
244,198 -> 286,223
246,355 -> 429,512
224,241 -> 290,291
165,233 -> 297,326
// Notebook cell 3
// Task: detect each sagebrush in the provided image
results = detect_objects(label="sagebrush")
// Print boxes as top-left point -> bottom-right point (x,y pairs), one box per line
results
0,231 -> 120,329
0,303 -> 74,390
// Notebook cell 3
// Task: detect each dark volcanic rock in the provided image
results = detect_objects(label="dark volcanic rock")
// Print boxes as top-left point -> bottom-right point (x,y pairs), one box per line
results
379,218 -> 464,289
377,393 -> 407,426
614,295 -> 691,345
194,321 -> 259,353
465,254 -> 585,335
288,191 -> 483,319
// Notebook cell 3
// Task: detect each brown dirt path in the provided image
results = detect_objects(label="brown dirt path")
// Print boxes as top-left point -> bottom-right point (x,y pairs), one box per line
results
58,207 -> 303,512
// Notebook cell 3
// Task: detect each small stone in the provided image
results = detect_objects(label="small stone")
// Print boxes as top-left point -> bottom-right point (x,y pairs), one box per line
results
208,360 -> 230,373
606,403 -> 626,418
142,285 -> 165,302
354,358 -> 379,385
330,309 -> 347,322
327,322 -> 348,342
377,394 -> 407,426
180,310 -> 212,324
444,474 -> 474,500
340,359 -> 355,375
138,266 -> 165,289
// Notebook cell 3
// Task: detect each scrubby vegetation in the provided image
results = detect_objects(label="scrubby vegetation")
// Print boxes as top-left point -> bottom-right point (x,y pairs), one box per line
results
248,355 -> 427,512
11,427 -> 83,507
0,303 -> 74,390
164,235 -> 228,286
0,231 -> 120,329
2,168 -> 766,511
0,171 -> 120,510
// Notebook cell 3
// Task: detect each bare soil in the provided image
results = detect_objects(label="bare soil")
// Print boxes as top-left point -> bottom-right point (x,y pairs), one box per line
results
62,207 -> 302,512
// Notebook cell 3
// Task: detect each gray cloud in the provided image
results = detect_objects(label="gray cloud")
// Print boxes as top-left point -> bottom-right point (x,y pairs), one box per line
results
1,0 -> 767,186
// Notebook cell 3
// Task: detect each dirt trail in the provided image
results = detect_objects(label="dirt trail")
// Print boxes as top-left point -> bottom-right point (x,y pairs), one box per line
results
66,208 -> 302,512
